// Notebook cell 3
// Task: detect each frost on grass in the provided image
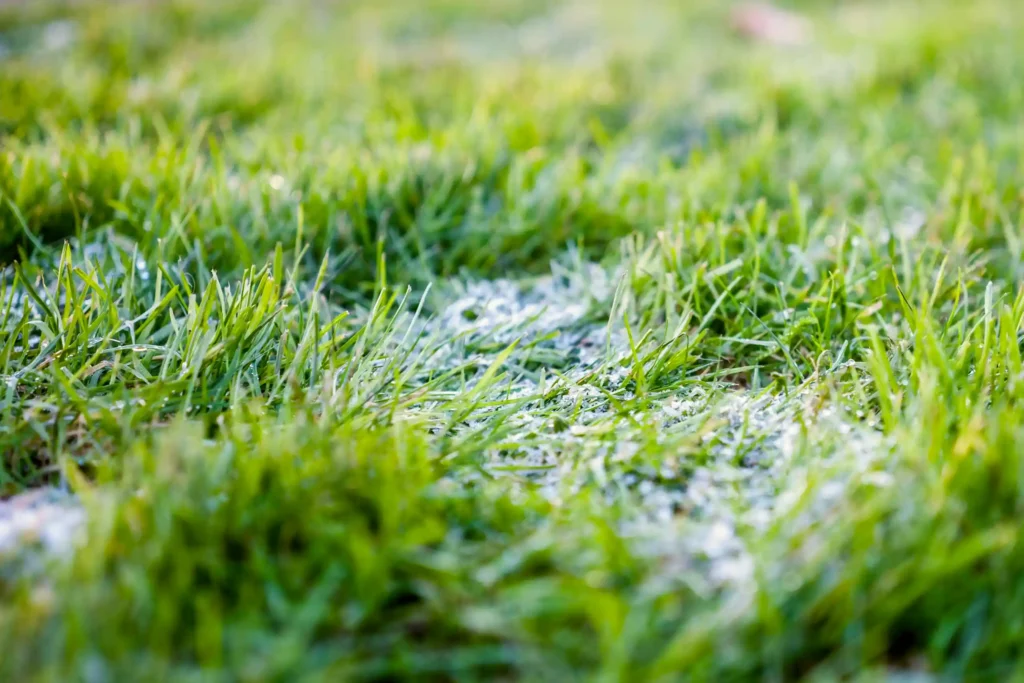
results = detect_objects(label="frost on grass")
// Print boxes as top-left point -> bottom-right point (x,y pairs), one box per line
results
0,488 -> 84,563
404,262 -> 897,594
2,262 -> 895,598
436,261 -> 613,343
627,388 -> 894,592
464,329 -> 892,593
414,260 -> 620,381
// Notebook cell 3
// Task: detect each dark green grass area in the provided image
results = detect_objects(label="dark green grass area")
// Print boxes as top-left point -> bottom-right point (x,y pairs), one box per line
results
3,0 -> 1024,680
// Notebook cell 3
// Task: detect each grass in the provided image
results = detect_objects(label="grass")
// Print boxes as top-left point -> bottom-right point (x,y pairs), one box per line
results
2,0 -> 1024,679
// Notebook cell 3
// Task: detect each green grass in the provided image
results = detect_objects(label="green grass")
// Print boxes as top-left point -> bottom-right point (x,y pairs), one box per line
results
3,0 -> 1024,679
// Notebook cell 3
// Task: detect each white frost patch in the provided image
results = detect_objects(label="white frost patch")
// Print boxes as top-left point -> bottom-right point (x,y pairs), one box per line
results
437,262 -> 612,342
483,376 -> 892,592
41,21 -> 77,52
408,261 -> 624,387
0,488 -> 84,558
407,268 -> 893,594
627,395 -> 892,593
407,263 -> 900,599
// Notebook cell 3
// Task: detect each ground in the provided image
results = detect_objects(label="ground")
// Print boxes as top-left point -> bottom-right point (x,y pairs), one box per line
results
2,0 -> 1024,680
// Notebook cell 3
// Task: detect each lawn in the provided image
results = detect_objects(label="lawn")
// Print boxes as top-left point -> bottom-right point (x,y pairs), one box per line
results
2,0 -> 1024,680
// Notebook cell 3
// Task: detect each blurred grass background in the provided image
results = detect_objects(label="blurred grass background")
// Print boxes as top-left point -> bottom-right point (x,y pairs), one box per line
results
3,0 -> 1022,293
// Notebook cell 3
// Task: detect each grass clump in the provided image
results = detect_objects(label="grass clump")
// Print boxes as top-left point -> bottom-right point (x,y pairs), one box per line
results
3,0 -> 1024,680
